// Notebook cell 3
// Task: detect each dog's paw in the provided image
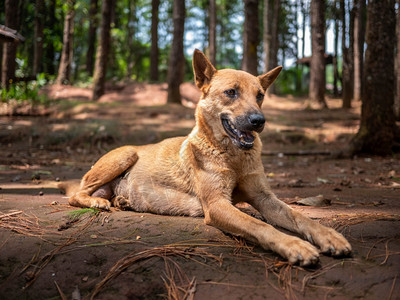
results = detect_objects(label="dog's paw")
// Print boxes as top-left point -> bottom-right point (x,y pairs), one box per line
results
112,195 -> 130,210
309,226 -> 352,257
276,236 -> 320,266
90,197 -> 111,210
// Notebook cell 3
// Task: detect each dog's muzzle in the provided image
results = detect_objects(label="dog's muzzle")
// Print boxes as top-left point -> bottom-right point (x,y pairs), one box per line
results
221,113 -> 265,150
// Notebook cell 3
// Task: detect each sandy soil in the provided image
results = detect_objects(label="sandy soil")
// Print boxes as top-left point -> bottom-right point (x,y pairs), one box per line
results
0,82 -> 399,299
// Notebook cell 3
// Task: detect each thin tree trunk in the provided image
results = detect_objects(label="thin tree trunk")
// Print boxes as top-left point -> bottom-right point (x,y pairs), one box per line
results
341,0 -> 354,108
33,0 -> 44,75
56,0 -> 75,85
270,0 -> 280,70
127,0 -> 136,79
2,0 -> 20,89
352,0 -> 396,155
333,0 -> 339,97
268,0 -> 280,94
301,0 -> 306,59
150,0 -> 160,81
262,0 -> 271,74
294,0 -> 300,92
396,0 -> 400,119
92,0 -> 114,100
300,0 -> 307,92
309,0 -> 327,108
209,0 -> 217,66
242,0 -> 259,75
44,0 -> 56,75
353,0 -> 365,102
86,0 -> 98,76
167,0 -> 185,104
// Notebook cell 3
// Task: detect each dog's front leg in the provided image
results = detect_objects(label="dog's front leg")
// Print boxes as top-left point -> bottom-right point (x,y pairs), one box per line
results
240,175 -> 352,257
199,190 -> 320,266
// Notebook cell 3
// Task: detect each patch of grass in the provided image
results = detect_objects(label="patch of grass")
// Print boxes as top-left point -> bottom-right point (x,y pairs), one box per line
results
67,208 -> 100,221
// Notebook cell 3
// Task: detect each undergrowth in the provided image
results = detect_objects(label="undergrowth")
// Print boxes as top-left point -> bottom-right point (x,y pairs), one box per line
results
1,73 -> 49,105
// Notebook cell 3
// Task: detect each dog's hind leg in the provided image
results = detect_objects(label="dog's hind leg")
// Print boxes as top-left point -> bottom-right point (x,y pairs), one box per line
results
69,146 -> 138,210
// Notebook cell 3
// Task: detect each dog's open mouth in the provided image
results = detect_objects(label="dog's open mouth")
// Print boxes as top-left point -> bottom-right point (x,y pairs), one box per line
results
221,117 -> 255,149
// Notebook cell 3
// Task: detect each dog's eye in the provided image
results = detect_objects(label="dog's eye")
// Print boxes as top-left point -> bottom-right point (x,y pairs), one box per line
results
224,89 -> 237,98
256,92 -> 264,102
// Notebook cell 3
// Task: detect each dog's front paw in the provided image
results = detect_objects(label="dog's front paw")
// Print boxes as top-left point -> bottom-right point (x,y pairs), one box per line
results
90,197 -> 111,210
309,226 -> 352,257
276,236 -> 320,266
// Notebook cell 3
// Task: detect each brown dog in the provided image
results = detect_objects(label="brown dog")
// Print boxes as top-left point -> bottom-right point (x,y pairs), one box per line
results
69,49 -> 351,265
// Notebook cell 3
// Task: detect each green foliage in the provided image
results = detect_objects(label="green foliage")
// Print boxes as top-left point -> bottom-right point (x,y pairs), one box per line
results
1,74 -> 49,105
275,66 -> 308,96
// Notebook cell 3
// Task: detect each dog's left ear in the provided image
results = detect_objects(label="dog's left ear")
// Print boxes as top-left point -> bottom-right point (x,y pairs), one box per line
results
258,66 -> 283,91
192,49 -> 217,90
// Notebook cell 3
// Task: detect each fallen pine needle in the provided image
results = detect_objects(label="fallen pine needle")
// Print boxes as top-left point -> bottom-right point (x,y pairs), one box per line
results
54,280 -> 67,300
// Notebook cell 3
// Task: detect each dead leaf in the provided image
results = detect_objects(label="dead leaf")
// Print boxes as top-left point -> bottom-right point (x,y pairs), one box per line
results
296,195 -> 331,207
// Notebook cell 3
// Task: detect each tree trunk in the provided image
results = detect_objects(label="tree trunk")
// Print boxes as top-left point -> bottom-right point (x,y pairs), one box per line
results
56,0 -> 75,85
208,0 -> 217,66
396,0 -> 400,119
353,0 -> 365,102
309,0 -> 327,108
333,0 -> 339,97
150,0 -> 160,81
270,0 -> 280,70
167,0 -> 185,104
44,0 -> 56,75
33,0 -> 44,75
341,0 -> 354,108
92,0 -> 114,101
127,0 -> 136,79
351,0 -> 396,155
2,0 -> 20,90
301,0 -> 306,59
262,0 -> 271,73
86,0 -> 98,76
242,0 -> 259,75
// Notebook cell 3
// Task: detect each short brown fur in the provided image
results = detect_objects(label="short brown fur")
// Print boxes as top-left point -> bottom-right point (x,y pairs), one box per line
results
69,50 -> 351,265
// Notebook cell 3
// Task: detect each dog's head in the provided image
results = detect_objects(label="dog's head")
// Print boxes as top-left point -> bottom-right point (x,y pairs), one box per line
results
192,49 -> 282,150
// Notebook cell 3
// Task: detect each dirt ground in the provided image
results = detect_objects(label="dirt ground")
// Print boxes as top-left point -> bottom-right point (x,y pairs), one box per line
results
0,82 -> 399,300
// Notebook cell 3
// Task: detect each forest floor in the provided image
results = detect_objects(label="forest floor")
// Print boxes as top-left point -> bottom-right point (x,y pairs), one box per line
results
0,82 -> 399,300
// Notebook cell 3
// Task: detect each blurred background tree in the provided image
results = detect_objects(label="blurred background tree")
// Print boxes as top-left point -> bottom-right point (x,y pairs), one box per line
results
0,0 -> 398,154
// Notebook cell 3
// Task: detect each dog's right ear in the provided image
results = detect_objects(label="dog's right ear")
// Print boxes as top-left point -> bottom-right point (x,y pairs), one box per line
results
192,49 -> 217,90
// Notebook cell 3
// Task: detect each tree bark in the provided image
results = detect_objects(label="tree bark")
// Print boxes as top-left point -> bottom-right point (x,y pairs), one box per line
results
309,0 -> 327,108
208,0 -> 217,66
44,0 -> 56,75
270,0 -> 280,70
352,0 -> 396,155
396,0 -> 400,119
333,0 -> 339,97
127,0 -> 136,79
92,0 -> 114,100
56,0 -> 75,85
341,0 -> 354,108
86,0 -> 98,76
242,0 -> 259,75
33,0 -> 44,75
167,0 -> 185,104
150,0 -> 160,81
262,0 -> 271,73
353,0 -> 365,102
2,0 -> 20,89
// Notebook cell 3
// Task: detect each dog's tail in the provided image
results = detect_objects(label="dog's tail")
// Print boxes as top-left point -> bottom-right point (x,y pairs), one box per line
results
58,180 -> 81,196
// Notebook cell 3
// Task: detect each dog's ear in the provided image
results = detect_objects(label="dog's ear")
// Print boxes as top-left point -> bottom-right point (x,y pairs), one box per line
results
192,49 -> 217,89
258,66 -> 283,91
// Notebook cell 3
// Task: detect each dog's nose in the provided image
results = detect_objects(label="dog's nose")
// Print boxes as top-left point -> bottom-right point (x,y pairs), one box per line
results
248,113 -> 265,131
